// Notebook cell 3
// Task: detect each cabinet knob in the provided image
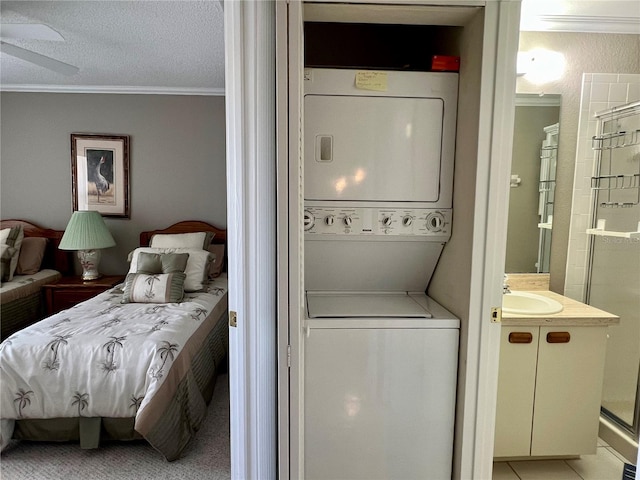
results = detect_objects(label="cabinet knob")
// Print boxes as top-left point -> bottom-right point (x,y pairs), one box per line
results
508,332 -> 533,344
546,331 -> 571,343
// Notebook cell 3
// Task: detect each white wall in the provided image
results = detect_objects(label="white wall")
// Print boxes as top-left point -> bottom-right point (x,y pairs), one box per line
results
0,92 -> 227,273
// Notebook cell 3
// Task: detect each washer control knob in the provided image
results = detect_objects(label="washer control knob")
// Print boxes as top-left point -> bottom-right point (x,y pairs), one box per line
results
426,212 -> 445,232
303,210 -> 315,231
343,215 -> 353,226
324,215 -> 335,226
402,216 -> 413,227
382,216 -> 393,227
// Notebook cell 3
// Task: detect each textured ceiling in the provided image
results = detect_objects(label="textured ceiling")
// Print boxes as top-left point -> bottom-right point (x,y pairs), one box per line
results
0,0 -> 225,94
0,1 -> 637,94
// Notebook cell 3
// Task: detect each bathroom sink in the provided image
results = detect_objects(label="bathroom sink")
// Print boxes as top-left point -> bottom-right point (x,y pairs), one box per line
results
502,291 -> 563,315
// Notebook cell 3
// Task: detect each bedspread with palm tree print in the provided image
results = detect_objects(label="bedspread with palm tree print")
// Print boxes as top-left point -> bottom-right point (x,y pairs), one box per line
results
0,274 -> 228,451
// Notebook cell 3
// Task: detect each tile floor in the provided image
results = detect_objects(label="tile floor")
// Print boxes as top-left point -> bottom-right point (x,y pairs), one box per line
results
493,438 -> 631,480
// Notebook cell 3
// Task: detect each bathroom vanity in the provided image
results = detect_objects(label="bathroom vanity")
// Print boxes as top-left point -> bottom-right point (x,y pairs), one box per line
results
494,290 -> 619,459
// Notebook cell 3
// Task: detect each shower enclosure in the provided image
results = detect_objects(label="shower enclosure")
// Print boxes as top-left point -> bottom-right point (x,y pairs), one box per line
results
587,101 -> 640,440
537,123 -> 558,273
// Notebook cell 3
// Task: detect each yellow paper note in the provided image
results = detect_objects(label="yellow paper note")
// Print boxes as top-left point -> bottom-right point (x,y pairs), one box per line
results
355,71 -> 388,92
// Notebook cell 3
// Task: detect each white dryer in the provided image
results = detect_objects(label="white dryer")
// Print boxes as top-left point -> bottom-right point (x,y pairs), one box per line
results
303,69 -> 460,480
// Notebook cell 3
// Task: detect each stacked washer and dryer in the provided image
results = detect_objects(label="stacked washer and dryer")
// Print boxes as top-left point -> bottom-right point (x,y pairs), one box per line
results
302,68 -> 461,479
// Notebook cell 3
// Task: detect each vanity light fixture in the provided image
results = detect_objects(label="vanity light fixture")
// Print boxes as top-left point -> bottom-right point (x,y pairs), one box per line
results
517,48 -> 566,84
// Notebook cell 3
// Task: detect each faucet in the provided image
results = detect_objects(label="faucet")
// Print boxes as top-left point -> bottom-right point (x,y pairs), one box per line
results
503,274 -> 511,294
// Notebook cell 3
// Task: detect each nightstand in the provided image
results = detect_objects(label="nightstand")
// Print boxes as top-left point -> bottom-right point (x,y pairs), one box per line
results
43,275 -> 125,316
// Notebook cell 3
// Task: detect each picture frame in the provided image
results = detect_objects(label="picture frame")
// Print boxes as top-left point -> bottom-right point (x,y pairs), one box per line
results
71,133 -> 130,218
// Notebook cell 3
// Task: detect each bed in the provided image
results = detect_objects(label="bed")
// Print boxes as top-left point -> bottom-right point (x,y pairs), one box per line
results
0,220 -> 228,461
1,220 -> 73,341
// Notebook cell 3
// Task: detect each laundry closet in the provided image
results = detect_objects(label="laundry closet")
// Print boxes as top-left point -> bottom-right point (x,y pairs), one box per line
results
276,2 -> 521,479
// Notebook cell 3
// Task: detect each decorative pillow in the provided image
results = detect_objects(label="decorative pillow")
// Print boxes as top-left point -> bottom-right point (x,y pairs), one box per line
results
207,244 -> 225,278
1,244 -> 17,282
121,272 -> 186,303
136,252 -> 189,274
128,247 -> 213,292
16,237 -> 48,275
0,226 -> 24,281
149,231 -> 214,250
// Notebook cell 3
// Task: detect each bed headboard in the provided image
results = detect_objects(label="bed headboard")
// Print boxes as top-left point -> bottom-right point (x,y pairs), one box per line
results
139,220 -> 227,269
139,220 -> 226,247
0,219 -> 73,275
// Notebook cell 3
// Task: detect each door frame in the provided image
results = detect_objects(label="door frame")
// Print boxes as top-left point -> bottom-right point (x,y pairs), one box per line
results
273,1 -> 520,478
225,2 -> 278,479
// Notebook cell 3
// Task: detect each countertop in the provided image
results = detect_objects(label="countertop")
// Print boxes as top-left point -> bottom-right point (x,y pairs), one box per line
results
502,290 -> 620,326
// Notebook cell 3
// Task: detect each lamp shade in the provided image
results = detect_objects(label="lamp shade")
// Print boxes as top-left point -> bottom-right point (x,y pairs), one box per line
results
59,211 -> 116,251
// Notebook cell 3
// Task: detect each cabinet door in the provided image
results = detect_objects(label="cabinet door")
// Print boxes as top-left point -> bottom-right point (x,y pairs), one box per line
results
531,326 -> 608,456
494,327 -> 539,457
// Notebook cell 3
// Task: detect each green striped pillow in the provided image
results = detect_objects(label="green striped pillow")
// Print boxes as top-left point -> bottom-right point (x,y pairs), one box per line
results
1,244 -> 17,282
121,272 -> 186,303
0,226 -> 24,281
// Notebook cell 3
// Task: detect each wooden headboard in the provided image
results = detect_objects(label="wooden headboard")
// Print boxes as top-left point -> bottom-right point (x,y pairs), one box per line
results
0,219 -> 73,275
139,221 -> 227,272
139,220 -> 227,247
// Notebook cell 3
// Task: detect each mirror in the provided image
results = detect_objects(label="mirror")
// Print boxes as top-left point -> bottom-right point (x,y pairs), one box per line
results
505,94 -> 561,273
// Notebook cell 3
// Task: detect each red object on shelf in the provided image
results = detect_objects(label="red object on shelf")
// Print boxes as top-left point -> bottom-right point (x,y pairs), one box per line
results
431,55 -> 460,72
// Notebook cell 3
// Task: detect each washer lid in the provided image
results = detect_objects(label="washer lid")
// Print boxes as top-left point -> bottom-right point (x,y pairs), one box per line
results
306,292 -> 432,318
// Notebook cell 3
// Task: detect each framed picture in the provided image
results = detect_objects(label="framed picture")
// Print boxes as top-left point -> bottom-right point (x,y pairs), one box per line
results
71,133 -> 130,218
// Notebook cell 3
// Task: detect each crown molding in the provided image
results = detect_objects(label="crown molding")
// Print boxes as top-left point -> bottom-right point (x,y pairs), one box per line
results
521,15 -> 640,34
515,93 -> 562,107
0,84 -> 225,96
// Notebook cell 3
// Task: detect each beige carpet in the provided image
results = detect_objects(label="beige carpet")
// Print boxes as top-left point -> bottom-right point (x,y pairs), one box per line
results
0,373 -> 230,480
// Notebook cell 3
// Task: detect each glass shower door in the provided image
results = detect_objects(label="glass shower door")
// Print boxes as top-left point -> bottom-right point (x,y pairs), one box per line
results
587,104 -> 640,434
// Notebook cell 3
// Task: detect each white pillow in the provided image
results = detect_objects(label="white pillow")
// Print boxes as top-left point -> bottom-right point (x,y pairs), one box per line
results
0,226 -> 24,281
128,247 -> 213,292
150,232 -> 213,249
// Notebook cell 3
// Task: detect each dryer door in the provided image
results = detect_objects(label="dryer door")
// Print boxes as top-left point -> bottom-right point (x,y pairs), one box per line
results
304,94 -> 444,203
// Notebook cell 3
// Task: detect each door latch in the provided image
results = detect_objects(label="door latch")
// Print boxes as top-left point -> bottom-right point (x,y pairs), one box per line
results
229,310 -> 237,328
491,307 -> 502,323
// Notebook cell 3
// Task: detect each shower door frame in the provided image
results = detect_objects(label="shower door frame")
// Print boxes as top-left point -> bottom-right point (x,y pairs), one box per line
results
586,101 -> 640,439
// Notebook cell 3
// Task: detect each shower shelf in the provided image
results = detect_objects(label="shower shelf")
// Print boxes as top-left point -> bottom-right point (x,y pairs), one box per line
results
539,179 -> 556,193
540,145 -> 557,160
586,219 -> 640,239
591,174 -> 640,189
591,129 -> 640,150
586,229 -> 640,239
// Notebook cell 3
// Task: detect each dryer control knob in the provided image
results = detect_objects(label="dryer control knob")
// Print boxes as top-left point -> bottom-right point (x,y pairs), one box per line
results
325,215 -> 335,226
382,216 -> 393,227
343,215 -> 353,226
402,216 -> 413,227
303,210 -> 315,231
426,212 -> 445,232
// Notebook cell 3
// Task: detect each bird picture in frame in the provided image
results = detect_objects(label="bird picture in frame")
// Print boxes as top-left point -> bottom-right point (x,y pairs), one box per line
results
86,149 -> 115,205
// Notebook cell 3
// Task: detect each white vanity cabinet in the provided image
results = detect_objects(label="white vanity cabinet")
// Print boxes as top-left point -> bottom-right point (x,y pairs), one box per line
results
494,324 -> 608,458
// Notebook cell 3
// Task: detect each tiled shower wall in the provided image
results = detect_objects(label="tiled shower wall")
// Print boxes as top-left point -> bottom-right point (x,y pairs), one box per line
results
564,73 -> 640,300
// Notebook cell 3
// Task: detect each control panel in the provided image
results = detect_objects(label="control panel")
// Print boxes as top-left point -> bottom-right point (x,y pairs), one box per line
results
304,207 -> 452,238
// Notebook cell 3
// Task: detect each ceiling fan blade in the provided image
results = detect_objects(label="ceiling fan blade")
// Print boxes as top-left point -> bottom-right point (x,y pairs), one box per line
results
0,41 -> 79,76
0,23 -> 65,41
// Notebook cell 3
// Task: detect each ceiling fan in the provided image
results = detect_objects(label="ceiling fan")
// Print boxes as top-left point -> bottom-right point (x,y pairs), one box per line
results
0,23 -> 79,76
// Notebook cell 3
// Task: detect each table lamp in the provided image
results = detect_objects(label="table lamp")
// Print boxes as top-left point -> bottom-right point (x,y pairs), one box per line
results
59,210 -> 116,280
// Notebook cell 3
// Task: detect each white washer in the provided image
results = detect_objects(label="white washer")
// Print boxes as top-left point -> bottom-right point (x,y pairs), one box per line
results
303,69 -> 460,479
304,293 -> 459,480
